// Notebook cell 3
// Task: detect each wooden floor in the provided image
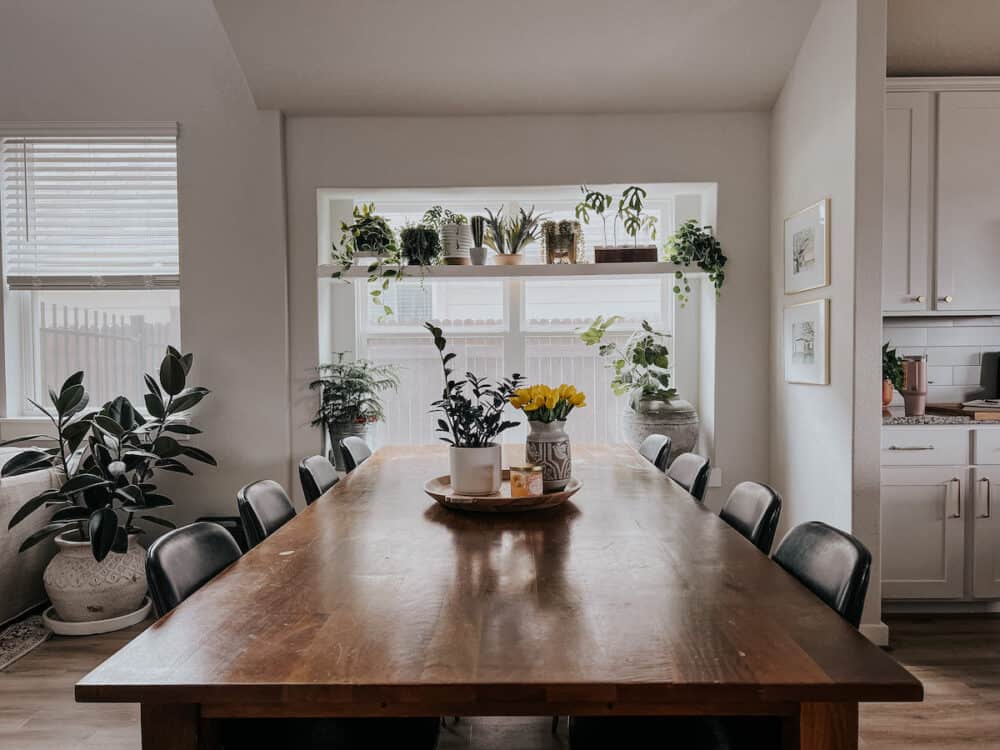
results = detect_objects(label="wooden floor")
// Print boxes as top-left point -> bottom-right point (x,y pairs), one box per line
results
0,615 -> 996,749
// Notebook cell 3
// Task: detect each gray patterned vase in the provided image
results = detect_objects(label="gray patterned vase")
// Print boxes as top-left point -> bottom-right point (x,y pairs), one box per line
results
525,420 -> 571,492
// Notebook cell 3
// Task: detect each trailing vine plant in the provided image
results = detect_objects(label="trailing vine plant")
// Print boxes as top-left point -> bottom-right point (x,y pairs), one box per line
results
665,220 -> 728,306
329,202 -> 403,319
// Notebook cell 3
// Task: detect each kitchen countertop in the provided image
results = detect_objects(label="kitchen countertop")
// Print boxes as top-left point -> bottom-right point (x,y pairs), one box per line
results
882,406 -> 999,425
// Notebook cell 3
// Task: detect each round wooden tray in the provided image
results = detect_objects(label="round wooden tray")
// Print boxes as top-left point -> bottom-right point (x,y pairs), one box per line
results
424,470 -> 582,513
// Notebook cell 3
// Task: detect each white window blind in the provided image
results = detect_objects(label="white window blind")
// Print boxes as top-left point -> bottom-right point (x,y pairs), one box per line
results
0,123 -> 179,290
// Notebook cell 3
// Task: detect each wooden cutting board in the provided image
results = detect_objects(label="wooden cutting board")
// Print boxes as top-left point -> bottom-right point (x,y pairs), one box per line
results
927,403 -> 1000,421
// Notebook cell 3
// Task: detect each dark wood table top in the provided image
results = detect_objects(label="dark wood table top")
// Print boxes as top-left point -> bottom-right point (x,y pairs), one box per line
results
76,444 -> 921,715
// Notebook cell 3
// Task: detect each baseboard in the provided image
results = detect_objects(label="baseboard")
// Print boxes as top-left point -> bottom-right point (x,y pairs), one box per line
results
860,621 -> 890,646
883,600 -> 1000,615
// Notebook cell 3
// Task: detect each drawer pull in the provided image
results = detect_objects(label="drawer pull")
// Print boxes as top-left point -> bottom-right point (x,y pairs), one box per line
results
979,477 -> 992,519
887,445 -> 935,451
950,477 -> 962,519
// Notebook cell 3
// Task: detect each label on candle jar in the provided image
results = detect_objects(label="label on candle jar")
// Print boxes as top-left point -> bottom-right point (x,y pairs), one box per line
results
510,466 -> 544,497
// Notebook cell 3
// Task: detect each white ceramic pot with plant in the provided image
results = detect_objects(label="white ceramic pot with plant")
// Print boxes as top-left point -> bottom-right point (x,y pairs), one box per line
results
511,384 -> 587,493
3,347 -> 217,630
310,353 -> 399,472
484,204 -> 544,267
426,323 -> 523,496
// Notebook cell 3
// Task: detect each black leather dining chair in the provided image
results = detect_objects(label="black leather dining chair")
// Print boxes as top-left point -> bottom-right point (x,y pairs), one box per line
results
237,479 -> 296,548
146,521 -> 241,617
719,481 -> 782,555
298,454 -> 339,505
568,522 -> 873,750
638,434 -> 672,472
340,436 -> 372,473
666,452 -> 710,501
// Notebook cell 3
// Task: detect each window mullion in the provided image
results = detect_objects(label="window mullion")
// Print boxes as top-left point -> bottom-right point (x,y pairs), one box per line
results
504,279 -> 526,378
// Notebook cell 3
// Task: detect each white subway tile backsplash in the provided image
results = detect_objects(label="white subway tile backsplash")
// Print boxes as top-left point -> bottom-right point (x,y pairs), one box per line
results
953,316 -> 1000,327
926,367 -> 954,386
926,327 -> 986,346
926,347 -> 982,366
953,366 -> 983,386
884,327 -> 927,347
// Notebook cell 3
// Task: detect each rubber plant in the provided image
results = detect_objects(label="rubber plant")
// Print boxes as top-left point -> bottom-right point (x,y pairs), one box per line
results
665,220 -> 728,306
3,347 -> 216,562
329,202 -> 403,318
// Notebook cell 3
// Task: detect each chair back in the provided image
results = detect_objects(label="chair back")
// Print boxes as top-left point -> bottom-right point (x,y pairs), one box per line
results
719,481 -> 782,554
637,434 -> 672,472
340,436 -> 372,473
772,521 -> 872,628
666,452 -> 711,501
146,522 -> 241,617
298,454 -> 339,505
237,480 -> 296,548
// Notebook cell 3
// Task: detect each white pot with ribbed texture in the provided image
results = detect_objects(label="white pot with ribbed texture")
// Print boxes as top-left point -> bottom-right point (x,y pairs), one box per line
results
448,445 -> 501,496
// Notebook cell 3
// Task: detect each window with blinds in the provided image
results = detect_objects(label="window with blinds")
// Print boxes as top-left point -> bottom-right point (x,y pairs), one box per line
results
0,123 -> 179,290
0,124 -> 181,416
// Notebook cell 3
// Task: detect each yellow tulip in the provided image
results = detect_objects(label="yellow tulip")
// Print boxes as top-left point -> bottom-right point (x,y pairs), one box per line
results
545,392 -> 558,409
571,392 -> 587,407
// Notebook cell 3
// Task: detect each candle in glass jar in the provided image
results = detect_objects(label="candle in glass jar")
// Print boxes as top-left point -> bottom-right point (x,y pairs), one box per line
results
510,465 -> 544,497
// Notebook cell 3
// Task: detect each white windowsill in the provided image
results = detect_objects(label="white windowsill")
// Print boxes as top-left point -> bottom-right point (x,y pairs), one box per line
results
319,261 -> 694,280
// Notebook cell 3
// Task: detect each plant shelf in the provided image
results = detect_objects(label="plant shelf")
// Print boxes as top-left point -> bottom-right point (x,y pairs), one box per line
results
317,261 -> 690,280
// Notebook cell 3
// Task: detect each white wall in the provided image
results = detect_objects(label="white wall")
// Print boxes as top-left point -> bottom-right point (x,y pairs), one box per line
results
0,0 -> 290,521
284,113 -> 771,510
770,0 -> 887,637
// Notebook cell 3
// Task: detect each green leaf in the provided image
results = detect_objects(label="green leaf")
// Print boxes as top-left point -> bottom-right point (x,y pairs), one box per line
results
159,354 -> 186,396
140,515 -> 176,530
50,506 -> 91,523
93,415 -> 125,437
144,393 -> 166,419
55,384 -> 85,417
0,434 -> 55,447
27,398 -> 55,422
114,485 -> 144,506
152,435 -> 182,458
2,449 -> 53,478
181,446 -> 216,466
163,423 -> 202,435
18,523 -> 70,553
61,473 -> 113,495
60,371 -> 85,394
166,390 -> 206,414
144,373 -> 162,398
155,458 -> 192,475
111,526 -> 129,554
179,353 -> 193,374
137,493 -> 173,509
7,488 -> 62,529
89,508 -> 118,562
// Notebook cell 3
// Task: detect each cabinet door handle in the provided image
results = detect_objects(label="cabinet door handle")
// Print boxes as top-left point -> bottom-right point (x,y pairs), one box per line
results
888,445 -> 934,451
979,477 -> 992,519
950,477 -> 962,518
910,295 -> 926,303
938,295 -> 953,304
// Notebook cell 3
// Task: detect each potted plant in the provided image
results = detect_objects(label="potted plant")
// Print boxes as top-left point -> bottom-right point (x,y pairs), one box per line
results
425,323 -> 523,495
470,215 -> 488,266
882,342 -> 904,410
580,316 -> 699,462
575,185 -> 658,263
330,202 -> 403,319
3,347 -> 215,628
483,205 -> 545,266
310,353 -> 400,471
400,224 -> 441,266
541,219 -> 582,264
665,220 -> 728,307
424,206 -> 472,263
510,384 -> 587,492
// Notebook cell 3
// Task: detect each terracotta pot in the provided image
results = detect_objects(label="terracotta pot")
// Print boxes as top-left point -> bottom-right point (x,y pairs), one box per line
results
43,530 -> 146,623
492,253 -> 525,266
882,379 -> 895,408
449,445 -> 501,495
525,420 -> 572,492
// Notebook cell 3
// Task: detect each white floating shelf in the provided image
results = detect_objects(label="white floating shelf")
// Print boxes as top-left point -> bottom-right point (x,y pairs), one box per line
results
317,261 -> 687,280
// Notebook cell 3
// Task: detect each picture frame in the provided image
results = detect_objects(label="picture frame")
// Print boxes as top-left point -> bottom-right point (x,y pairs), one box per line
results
784,198 -> 830,294
784,299 -> 829,385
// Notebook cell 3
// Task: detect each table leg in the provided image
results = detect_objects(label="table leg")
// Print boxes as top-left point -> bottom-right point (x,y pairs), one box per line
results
140,704 -> 220,750
783,702 -> 859,750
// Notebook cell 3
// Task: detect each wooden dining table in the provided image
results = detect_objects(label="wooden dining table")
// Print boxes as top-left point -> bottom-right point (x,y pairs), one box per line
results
76,443 -> 922,749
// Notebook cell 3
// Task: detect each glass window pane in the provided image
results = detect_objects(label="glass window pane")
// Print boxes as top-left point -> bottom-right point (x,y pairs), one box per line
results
524,278 -> 664,330
365,279 -> 504,332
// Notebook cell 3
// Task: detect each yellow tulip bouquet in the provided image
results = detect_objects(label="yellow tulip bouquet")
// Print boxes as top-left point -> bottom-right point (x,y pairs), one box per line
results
510,384 -> 587,423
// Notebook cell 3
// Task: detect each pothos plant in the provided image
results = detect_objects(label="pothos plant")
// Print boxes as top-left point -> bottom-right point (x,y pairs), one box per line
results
425,323 -> 523,447
665,220 -> 727,306
574,185 -> 658,248
421,205 -> 468,231
329,202 -> 403,319
882,342 -> 904,391
579,316 -> 677,408
3,347 -> 216,562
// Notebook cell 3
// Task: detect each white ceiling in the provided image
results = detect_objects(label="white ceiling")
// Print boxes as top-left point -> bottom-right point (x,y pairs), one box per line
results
211,0 -> 821,116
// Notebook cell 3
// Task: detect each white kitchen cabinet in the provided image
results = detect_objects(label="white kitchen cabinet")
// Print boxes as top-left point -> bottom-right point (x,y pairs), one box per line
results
882,92 -> 933,313
972,467 -> 1000,598
881,466 -> 967,599
934,91 -> 1000,313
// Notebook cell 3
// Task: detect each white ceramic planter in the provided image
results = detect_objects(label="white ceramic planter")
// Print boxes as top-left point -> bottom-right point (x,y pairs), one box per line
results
43,530 -> 147,623
449,445 -> 501,495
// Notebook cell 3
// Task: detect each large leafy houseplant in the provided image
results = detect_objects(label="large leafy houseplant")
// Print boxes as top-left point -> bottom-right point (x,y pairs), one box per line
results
4,347 -> 215,562
579,316 -> 677,407
665,220 -> 727,306
310,353 -> 400,429
330,202 -> 403,318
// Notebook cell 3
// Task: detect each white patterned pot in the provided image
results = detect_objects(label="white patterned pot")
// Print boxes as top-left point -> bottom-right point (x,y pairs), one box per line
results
449,445 -> 502,496
621,398 -> 700,466
525,420 -> 571,492
43,531 -> 147,623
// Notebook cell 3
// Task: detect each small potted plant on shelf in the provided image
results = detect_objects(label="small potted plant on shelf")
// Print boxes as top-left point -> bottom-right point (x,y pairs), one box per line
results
310,353 -> 400,471
329,202 -> 403,319
3,347 -> 215,631
665,220 -> 727,307
423,206 -> 472,264
483,205 -> 545,266
510,384 -> 587,492
470,215 -> 488,266
541,219 -> 582,264
580,316 -> 699,463
575,185 -> 658,263
882,342 -> 904,411
400,224 -> 442,266
425,323 -> 523,495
